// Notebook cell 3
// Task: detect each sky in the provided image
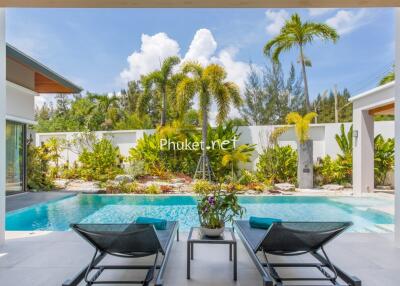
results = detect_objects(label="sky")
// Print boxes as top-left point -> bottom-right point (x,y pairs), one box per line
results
5,8 -> 395,112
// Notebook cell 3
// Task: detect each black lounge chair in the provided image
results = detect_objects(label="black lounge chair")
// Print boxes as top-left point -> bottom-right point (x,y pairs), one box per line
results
62,221 -> 179,286
234,220 -> 361,286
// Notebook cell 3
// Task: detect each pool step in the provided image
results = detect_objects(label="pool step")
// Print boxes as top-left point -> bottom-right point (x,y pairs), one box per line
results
374,224 -> 394,232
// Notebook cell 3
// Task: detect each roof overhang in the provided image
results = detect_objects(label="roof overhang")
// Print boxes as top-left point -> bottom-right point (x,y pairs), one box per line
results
6,44 -> 82,94
350,81 -> 395,116
0,0 -> 397,7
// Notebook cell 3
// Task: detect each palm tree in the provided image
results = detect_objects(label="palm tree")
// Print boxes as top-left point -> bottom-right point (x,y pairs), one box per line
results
177,62 -> 242,180
222,144 -> 254,179
264,13 -> 339,112
139,56 -> 181,126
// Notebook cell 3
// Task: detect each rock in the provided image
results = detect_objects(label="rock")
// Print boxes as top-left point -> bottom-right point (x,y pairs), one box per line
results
170,178 -> 186,184
274,183 -> 295,192
114,175 -> 134,183
54,179 -> 69,189
322,184 -> 344,191
65,180 -> 102,193
268,189 -> 282,194
246,190 -> 258,195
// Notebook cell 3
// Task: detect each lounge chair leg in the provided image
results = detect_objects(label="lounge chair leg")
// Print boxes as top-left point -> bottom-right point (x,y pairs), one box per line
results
177,228 -> 179,241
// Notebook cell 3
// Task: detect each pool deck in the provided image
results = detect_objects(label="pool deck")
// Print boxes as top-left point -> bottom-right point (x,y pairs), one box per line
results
6,191 -> 76,212
0,231 -> 399,286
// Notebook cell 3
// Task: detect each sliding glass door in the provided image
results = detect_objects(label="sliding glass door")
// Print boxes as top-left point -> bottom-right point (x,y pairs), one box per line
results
6,120 -> 26,193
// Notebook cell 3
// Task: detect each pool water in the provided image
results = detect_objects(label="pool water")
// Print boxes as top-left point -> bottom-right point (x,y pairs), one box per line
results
6,195 -> 394,233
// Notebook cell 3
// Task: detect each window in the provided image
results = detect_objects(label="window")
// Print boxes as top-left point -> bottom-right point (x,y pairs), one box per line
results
6,120 -> 26,193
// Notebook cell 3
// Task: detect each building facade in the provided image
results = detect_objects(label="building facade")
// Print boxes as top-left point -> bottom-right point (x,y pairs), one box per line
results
5,44 -> 81,193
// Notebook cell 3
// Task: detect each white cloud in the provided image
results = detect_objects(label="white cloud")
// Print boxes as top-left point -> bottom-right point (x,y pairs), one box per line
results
119,29 -> 254,125
308,8 -> 337,17
120,29 -> 251,93
211,48 -> 250,92
326,9 -> 368,35
183,29 -> 217,65
119,33 -> 180,84
265,9 -> 289,36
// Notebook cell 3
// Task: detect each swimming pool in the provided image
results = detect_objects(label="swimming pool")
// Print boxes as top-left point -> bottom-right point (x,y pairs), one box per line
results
6,194 -> 394,232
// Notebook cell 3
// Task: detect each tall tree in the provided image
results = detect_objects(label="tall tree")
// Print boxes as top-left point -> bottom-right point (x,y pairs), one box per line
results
139,56 -> 181,126
177,62 -> 242,179
264,13 -> 339,112
239,61 -> 303,125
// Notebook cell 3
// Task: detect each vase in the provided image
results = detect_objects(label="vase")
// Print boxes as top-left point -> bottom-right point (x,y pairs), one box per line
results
200,225 -> 225,237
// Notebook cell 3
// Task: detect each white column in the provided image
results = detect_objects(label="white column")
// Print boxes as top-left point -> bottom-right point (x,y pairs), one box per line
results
0,8 -> 5,247
395,7 -> 400,247
352,108 -> 374,195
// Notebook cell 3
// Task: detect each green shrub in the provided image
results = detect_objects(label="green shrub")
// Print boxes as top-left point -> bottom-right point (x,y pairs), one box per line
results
27,141 -> 54,191
237,169 -> 258,185
256,145 -> 297,185
125,160 -> 146,178
192,180 -> 218,194
128,122 -> 253,180
374,135 -> 394,186
78,138 -> 123,182
144,184 -> 161,194
314,155 -> 352,185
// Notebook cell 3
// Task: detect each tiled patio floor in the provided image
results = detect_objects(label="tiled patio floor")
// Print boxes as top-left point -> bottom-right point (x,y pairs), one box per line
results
0,231 -> 399,286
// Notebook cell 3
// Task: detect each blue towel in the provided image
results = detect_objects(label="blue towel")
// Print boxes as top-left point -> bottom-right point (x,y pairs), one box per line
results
136,217 -> 167,230
249,216 -> 282,229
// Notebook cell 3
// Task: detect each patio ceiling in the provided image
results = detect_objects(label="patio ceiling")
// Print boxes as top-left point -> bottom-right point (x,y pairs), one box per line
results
0,0 -> 398,7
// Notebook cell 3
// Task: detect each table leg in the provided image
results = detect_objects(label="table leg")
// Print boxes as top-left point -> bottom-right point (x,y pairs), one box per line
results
229,244 -> 232,261
190,242 -> 194,260
233,243 -> 237,281
187,242 -> 190,279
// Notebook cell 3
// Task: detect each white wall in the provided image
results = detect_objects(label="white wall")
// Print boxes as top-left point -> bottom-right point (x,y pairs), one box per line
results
36,121 -> 394,168
6,81 -> 36,123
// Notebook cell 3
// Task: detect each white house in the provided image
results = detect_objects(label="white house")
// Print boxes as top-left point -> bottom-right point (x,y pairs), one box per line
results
5,44 -> 81,193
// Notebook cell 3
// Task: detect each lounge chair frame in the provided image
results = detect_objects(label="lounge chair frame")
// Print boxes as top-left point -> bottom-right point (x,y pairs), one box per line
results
62,222 -> 179,286
234,221 -> 362,286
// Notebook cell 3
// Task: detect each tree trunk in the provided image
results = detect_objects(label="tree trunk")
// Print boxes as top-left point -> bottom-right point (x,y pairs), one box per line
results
299,45 -> 311,112
161,89 -> 167,126
201,108 -> 208,179
297,140 -> 313,189
334,85 -> 339,123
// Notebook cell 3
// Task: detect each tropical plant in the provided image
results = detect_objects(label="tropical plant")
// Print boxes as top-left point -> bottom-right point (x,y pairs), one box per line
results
374,135 -> 394,186
335,124 -> 353,159
237,169 -> 258,185
264,13 -> 339,111
256,145 -> 298,184
221,144 -> 255,179
27,140 -> 54,191
314,155 -> 351,185
44,136 -> 64,169
177,62 -> 242,179
139,56 -> 181,126
286,112 -> 317,143
78,138 -> 123,181
125,160 -> 146,179
197,184 -> 244,229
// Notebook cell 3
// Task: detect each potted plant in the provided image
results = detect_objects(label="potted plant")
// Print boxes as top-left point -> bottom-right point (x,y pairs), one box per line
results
196,182 -> 244,237
286,112 -> 317,189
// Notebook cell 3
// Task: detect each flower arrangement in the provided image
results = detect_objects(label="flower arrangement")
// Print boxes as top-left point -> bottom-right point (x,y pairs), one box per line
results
197,182 -> 244,233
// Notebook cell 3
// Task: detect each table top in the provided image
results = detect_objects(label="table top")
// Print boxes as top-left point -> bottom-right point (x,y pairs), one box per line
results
187,227 -> 236,243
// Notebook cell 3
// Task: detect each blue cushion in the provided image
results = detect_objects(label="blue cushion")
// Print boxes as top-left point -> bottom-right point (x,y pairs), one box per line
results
136,217 -> 167,230
249,216 -> 282,229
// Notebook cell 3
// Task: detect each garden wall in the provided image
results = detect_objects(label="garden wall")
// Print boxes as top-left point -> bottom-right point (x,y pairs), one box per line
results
35,121 -> 394,170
